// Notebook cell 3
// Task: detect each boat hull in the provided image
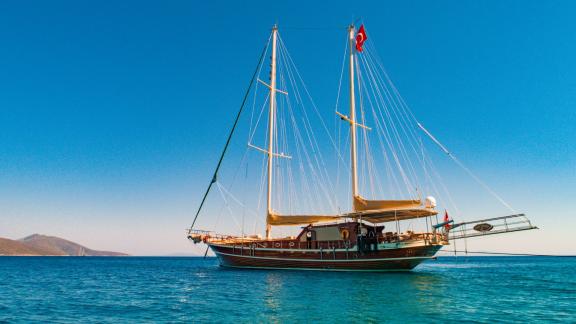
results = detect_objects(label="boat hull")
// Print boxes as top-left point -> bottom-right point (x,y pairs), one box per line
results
209,243 -> 442,272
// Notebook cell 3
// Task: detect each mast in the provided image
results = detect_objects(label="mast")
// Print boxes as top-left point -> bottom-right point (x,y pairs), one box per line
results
266,26 -> 278,239
348,25 -> 359,208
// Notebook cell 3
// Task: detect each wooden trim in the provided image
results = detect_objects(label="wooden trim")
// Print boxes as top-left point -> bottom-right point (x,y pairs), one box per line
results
214,250 -> 434,263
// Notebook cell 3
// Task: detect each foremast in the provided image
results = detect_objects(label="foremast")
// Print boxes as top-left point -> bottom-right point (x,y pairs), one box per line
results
265,26 -> 278,239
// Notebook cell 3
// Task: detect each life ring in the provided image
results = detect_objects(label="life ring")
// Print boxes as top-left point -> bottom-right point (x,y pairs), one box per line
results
275,242 -> 281,248
341,229 -> 350,240
289,242 -> 295,247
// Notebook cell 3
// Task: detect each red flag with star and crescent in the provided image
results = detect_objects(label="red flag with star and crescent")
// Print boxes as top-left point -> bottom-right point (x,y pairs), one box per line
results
356,24 -> 367,52
444,210 -> 451,230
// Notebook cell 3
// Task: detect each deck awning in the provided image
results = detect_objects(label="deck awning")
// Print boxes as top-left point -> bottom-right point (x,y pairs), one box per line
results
344,207 -> 438,223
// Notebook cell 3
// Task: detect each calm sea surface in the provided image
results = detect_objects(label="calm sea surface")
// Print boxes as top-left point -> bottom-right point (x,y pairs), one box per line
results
0,256 -> 574,323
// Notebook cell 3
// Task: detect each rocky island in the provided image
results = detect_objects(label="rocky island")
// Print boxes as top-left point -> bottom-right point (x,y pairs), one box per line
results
0,234 -> 128,256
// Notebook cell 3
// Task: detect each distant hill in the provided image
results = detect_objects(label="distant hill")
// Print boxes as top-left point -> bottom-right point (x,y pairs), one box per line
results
0,234 -> 128,256
0,238 -> 53,256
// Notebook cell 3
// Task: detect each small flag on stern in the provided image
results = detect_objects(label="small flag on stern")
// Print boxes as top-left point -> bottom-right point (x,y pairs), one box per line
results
444,210 -> 451,230
356,24 -> 367,52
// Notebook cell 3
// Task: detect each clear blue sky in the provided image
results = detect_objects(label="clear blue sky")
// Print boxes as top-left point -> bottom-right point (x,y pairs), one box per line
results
0,1 -> 574,255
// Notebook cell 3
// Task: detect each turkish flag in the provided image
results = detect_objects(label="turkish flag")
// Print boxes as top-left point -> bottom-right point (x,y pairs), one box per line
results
356,25 -> 367,52
444,210 -> 451,230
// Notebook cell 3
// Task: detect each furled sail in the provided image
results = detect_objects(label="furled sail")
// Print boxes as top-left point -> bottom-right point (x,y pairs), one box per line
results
347,196 -> 437,223
267,212 -> 342,226
353,195 -> 422,212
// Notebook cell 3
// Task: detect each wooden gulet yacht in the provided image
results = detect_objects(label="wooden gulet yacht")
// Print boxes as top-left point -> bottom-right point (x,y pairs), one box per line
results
187,24 -> 537,271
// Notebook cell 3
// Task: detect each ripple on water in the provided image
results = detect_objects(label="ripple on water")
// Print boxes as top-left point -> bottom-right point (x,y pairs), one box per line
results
0,256 -> 574,322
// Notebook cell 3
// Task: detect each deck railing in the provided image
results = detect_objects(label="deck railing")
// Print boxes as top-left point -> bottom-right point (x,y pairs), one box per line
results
224,232 -> 447,251
188,228 -> 447,248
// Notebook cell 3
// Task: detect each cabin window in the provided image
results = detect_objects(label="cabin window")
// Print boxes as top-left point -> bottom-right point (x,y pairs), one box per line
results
313,227 -> 340,241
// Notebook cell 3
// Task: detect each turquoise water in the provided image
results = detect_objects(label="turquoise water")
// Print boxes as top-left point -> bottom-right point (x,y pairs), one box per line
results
0,257 -> 574,322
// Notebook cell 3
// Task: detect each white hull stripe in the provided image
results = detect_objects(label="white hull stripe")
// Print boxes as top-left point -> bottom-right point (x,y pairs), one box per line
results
213,250 -> 436,263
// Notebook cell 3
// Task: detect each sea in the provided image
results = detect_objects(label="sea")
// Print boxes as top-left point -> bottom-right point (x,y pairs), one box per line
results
0,256 -> 574,323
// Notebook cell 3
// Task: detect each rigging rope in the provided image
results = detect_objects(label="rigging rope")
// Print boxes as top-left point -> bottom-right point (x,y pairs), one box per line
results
360,37 -> 514,215
417,122 -> 516,213
188,41 -> 269,231
275,34 -> 340,214
362,40 -> 458,206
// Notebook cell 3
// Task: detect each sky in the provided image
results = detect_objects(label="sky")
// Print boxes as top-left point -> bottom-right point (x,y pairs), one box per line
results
0,1 -> 574,255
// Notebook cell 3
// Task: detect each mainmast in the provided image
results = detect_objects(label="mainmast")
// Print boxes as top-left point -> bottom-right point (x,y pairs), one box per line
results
348,25 -> 359,208
266,26 -> 278,239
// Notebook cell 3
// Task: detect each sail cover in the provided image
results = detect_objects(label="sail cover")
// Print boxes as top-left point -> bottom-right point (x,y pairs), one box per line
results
266,196 -> 435,226
346,195 -> 438,223
267,212 -> 342,226
353,195 -> 422,212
